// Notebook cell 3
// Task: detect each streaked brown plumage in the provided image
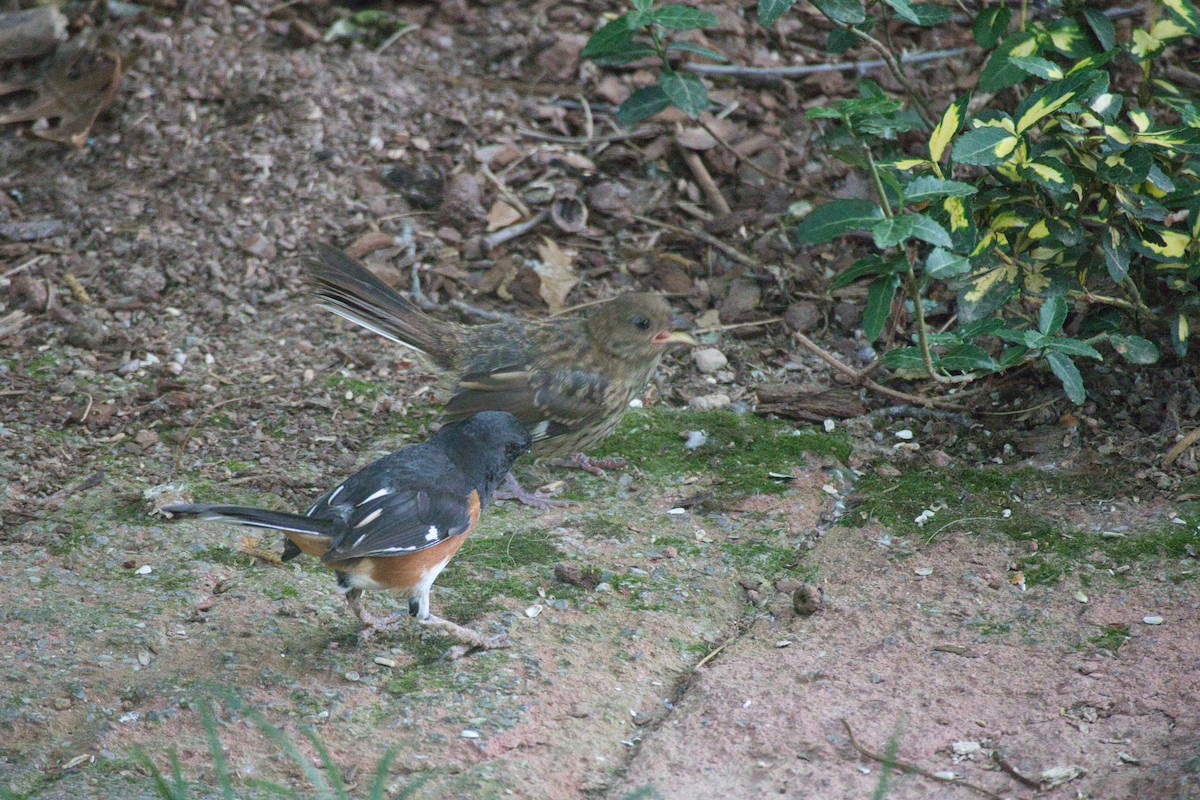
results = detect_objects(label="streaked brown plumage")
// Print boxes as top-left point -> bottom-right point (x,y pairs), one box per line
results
304,243 -> 696,473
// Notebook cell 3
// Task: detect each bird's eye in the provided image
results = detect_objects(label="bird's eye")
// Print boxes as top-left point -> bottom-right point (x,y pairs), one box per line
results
632,317 -> 651,331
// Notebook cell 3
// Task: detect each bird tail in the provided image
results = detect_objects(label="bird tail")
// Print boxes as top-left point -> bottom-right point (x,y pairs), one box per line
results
303,242 -> 457,368
163,504 -> 337,559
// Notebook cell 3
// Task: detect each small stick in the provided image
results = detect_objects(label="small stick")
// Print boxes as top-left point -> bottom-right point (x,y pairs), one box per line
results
839,719 -> 1008,800
632,214 -> 758,268
695,317 -> 782,334
793,332 -> 966,411
993,750 -> 1041,789
685,47 -> 968,80
693,637 -> 734,670
483,210 -> 549,251
679,146 -> 732,216
697,118 -> 792,188
1163,426 -> 1200,468
516,126 -> 662,145
479,162 -> 531,218
64,273 -> 92,304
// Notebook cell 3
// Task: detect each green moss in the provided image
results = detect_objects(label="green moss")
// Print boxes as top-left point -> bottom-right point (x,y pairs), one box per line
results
592,409 -> 850,500
436,529 -> 563,620
195,545 -> 252,567
323,375 -> 387,399
720,535 -> 805,576
1087,623 -> 1130,654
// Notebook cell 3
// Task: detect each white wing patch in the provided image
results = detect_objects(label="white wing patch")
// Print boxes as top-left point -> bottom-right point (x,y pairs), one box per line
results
327,484 -> 345,504
358,487 -> 391,505
355,508 -> 383,528
425,525 -> 440,542
529,420 -> 550,440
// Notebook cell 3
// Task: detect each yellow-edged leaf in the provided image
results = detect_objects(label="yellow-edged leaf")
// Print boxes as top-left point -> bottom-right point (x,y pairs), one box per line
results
1130,28 -> 1162,59
1128,110 -> 1151,132
930,94 -> 970,163
886,158 -> 934,170
943,196 -> 969,231
1028,219 -> 1050,239
1016,91 -> 1079,134
1151,17 -> 1190,40
973,116 -> 1017,133
1012,36 -> 1039,57
1163,0 -> 1200,33
1089,94 -> 1119,118
1104,124 -> 1132,144
995,135 -> 1019,158
1143,230 -> 1190,259
992,211 -> 1028,230
1049,25 -> 1084,53
964,261 -> 1019,303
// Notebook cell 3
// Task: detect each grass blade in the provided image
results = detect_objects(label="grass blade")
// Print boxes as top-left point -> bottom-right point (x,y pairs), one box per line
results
199,698 -> 235,800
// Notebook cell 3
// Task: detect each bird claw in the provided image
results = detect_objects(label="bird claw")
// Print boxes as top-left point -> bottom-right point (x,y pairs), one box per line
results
495,472 -> 577,508
547,452 -> 628,476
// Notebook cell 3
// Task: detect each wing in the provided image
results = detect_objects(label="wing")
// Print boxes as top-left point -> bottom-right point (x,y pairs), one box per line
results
442,366 -> 616,444
320,486 -> 481,562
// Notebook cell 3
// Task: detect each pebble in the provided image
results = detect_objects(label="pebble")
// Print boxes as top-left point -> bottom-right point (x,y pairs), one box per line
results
693,348 -> 728,374
524,604 -> 544,618
373,657 -> 396,668
953,741 -> 981,756
895,429 -> 914,440
688,393 -> 731,411
460,729 -> 480,739
1143,616 -> 1164,625
134,565 -> 152,575
823,419 -> 836,432
344,671 -> 361,682
682,430 -> 707,449
1075,591 -> 1088,603
914,567 -> 933,576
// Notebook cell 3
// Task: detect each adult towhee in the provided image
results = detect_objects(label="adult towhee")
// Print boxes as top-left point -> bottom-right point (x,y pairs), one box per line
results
164,411 -> 532,649
304,243 -> 697,504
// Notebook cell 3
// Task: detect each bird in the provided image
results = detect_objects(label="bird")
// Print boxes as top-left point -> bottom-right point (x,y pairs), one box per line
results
163,411 -> 532,650
303,242 -> 697,504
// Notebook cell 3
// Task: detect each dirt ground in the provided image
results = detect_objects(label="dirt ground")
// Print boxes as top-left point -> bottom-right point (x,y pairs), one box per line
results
3,1 -> 1200,798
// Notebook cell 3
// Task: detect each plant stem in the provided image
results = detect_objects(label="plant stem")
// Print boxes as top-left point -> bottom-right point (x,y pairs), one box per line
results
843,25 -> 937,128
861,142 -> 894,218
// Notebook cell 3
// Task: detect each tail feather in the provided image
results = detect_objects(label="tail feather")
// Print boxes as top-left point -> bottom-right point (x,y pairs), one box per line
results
303,242 -> 456,367
163,504 -> 335,538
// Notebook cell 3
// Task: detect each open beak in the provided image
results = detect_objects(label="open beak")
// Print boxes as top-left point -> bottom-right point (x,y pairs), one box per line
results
652,330 -> 698,346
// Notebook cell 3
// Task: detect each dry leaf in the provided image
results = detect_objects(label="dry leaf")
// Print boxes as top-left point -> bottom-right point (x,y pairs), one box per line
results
0,44 -> 132,147
486,200 -> 523,232
676,127 -> 717,150
550,196 -> 587,233
533,237 -> 577,312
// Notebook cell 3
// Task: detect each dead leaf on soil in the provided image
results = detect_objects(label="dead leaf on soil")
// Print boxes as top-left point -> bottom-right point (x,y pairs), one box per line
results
533,237 -> 577,312
0,44 -> 134,147
487,199 -> 523,231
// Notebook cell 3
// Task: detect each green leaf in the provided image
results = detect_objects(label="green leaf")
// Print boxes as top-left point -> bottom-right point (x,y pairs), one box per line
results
929,93 -> 971,163
650,5 -> 718,30
660,70 -> 709,117
908,3 -> 952,24
794,200 -> 885,244
1013,69 -> 1097,134
958,257 -> 1018,323
831,255 -> 890,288
1018,157 -> 1074,193
908,213 -> 953,247
758,0 -> 798,27
863,276 -> 899,341
1038,295 -> 1067,335
880,346 -> 926,371
882,0 -> 921,24
871,215 -> 916,248
904,176 -> 977,204
1163,0 -> 1200,35
633,0 -> 652,9
1043,337 -> 1103,359
1100,226 -> 1131,282
811,0 -> 866,25
978,31 -> 1038,92
1110,334 -> 1160,364
925,247 -> 971,278
1084,7 -> 1116,49
1096,145 -> 1153,185
941,344 -> 998,372
997,345 -> 1030,369
952,126 -> 1019,165
589,41 -> 659,66
1046,351 -> 1086,404
1009,55 -> 1064,80
826,27 -> 859,54
1046,18 -> 1096,58
666,41 -> 728,61
973,6 -> 1011,48
616,85 -> 671,126
581,16 -> 633,57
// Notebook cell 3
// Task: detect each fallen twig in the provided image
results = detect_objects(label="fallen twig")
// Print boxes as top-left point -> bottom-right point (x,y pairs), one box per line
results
64,273 -> 92,304
840,719 -> 1009,800
679,145 -> 732,216
793,332 -> 966,411
632,214 -> 758,268
516,126 -> 662,145
483,209 -> 548,251
1163,426 -> 1200,468
686,48 -> 968,80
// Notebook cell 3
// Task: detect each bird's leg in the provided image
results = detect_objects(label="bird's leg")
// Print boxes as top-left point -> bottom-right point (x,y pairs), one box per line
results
344,589 -> 406,639
547,452 -> 628,475
420,614 -> 511,651
494,472 -> 576,508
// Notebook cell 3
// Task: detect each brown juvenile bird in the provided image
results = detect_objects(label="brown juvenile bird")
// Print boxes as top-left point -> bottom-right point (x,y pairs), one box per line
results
304,243 -> 696,504
164,411 -> 531,650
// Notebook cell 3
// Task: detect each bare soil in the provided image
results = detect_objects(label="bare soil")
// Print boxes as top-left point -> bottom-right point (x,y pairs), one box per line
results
3,1 -> 1200,799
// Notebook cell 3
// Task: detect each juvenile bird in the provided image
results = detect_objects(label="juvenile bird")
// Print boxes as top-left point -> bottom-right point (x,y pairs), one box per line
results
164,411 -> 531,649
304,243 -> 696,504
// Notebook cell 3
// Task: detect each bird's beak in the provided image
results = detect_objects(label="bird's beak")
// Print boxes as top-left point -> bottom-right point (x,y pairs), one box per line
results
652,330 -> 698,346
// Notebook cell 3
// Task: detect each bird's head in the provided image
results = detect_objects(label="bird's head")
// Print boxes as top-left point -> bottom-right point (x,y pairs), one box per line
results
438,411 -> 533,488
588,293 -> 697,359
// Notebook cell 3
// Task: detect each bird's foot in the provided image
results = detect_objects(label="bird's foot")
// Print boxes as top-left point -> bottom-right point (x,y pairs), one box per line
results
420,614 -> 511,657
547,452 -> 628,476
494,472 -> 576,508
346,594 -> 406,640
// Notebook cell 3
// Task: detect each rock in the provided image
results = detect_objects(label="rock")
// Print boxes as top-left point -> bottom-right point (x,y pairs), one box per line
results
65,317 -> 109,350
440,172 -> 485,227
693,348 -> 728,373
719,278 -> 761,323
784,301 -> 821,333
119,266 -> 166,299
689,393 -> 731,411
834,301 -> 862,329
793,584 -> 823,615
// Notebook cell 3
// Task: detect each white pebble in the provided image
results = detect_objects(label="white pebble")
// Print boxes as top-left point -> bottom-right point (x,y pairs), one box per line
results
667,508 -> 687,515
628,398 -> 644,408
953,741 -> 981,756
683,430 -> 707,449
823,419 -> 835,432
934,771 -> 957,781
895,429 -> 914,440
688,393 -> 731,411
914,567 -> 933,576
460,729 -> 480,739
1002,508 -> 1012,518
1075,592 -> 1088,603
693,348 -> 728,374
1143,616 -> 1164,625
524,604 -> 543,618
134,565 -> 152,575
373,657 -> 396,668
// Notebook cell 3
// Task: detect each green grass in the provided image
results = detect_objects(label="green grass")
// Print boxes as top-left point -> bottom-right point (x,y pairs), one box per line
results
1086,623 -> 1131,655
436,524 -> 563,620
593,409 -> 850,501
849,465 -> 1200,585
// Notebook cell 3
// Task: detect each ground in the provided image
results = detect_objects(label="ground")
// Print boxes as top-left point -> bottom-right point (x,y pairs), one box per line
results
3,1 -> 1200,798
